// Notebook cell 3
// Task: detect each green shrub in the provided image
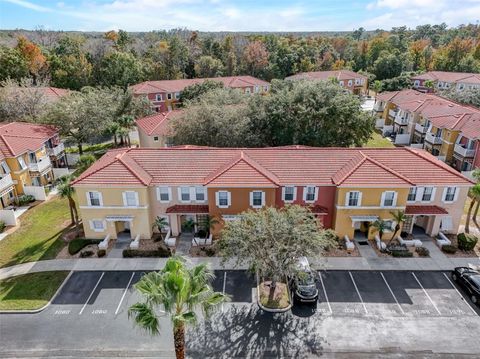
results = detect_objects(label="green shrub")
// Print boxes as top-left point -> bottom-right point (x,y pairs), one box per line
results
17,194 -> 35,206
391,250 -> 413,257
80,250 -> 94,258
457,233 -> 478,251
442,244 -> 458,254
0,221 -> 5,233
97,249 -> 106,258
68,238 -> 101,255
415,247 -> 430,257
123,244 -> 171,258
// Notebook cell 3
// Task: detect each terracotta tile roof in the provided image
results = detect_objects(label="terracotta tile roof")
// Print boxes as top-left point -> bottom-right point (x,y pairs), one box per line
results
135,110 -> 182,136
166,204 -> 209,214
405,205 -> 448,215
131,76 -> 269,95
0,122 -> 58,157
72,147 -> 474,188
310,205 -> 329,215
286,70 -> 367,82
411,71 -> 480,84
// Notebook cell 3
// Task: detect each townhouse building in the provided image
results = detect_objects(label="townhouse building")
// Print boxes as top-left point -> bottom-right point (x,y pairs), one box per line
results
411,71 -> 480,93
72,146 -> 472,243
286,70 -> 368,95
374,89 -> 480,173
0,122 -> 67,207
131,76 -> 270,113
135,110 -> 182,148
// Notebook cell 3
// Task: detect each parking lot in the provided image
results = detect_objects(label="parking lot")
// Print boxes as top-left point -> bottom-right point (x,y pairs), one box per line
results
45,269 -> 479,319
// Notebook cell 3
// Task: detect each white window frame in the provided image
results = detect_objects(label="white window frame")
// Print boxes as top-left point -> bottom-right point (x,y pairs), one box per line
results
1,161 -> 10,174
282,186 -> 297,203
123,191 -> 139,207
194,186 -> 206,202
157,186 -> 171,203
250,191 -> 265,209
303,186 -> 318,203
381,191 -> 397,207
407,187 -> 417,202
263,85 -> 269,92
345,191 -> 362,207
414,80 -> 420,87
339,81 -> 344,87
175,92 -> 180,100
421,187 -> 436,203
155,94 -> 163,101
167,93 -> 173,100
87,191 -> 103,207
89,219 -> 106,233
442,187 -> 458,203
153,136 -> 159,142
18,156 -> 27,170
216,191 -> 231,208
178,187 -> 191,203
245,87 -> 251,94
348,80 -> 353,87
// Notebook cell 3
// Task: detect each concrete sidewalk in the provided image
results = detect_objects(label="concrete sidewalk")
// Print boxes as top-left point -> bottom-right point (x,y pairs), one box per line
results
1,253 -> 479,280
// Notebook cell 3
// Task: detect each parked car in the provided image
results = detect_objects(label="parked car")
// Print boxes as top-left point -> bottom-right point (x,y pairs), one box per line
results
451,267 -> 480,305
291,257 -> 318,304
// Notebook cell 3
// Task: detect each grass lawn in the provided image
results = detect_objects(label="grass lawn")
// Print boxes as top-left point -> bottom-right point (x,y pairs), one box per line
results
0,271 -> 69,310
364,132 -> 394,148
0,196 -> 71,268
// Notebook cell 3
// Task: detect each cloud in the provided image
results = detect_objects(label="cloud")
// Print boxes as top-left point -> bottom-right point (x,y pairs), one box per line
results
3,0 -> 52,12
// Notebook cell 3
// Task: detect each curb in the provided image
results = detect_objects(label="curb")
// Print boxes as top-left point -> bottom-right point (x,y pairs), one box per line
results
0,270 -> 73,314
255,272 -> 292,313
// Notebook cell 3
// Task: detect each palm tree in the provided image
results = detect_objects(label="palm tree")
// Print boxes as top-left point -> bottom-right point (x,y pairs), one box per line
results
74,154 -> 96,176
201,215 -> 219,236
128,257 -> 229,359
371,219 -> 388,241
152,216 -> 169,241
389,210 -> 407,245
465,184 -> 480,234
57,174 -> 79,233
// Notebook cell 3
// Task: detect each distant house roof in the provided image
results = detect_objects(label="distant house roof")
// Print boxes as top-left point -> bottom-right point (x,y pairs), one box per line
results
72,147 -> 473,188
411,71 -> 480,84
0,121 -> 58,157
286,70 -> 368,82
130,76 -> 270,95
405,205 -> 448,215
135,110 -> 183,136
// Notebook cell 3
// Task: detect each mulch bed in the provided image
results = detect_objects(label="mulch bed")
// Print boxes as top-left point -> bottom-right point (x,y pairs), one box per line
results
368,239 -> 429,258
437,234 -> 479,258
258,281 -> 290,309
324,245 -> 360,257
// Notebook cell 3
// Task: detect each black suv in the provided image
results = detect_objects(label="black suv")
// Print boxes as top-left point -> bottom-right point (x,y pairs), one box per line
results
451,267 -> 480,305
291,257 -> 318,304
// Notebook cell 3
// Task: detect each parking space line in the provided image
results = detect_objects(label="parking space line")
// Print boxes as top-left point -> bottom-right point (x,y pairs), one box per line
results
349,271 -> 368,314
442,273 -> 478,315
222,271 -> 227,312
411,272 -> 441,315
115,272 -> 135,315
318,272 -> 332,314
380,272 -> 405,315
79,272 -> 104,315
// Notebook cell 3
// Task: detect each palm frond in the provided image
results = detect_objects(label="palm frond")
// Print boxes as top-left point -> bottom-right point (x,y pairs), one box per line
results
128,302 -> 160,335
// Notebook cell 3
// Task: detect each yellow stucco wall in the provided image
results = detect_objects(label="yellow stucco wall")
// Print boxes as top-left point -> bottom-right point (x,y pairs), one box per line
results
137,127 -> 168,148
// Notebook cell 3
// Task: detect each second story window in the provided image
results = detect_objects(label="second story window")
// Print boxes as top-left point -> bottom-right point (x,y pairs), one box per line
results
407,187 -> 417,202
1,161 -> 10,174
348,80 -> 353,86
422,187 -> 434,202
155,94 -> 163,101
283,186 -> 296,202
304,186 -> 317,202
346,191 -> 361,207
123,191 -> 139,207
382,191 -> 396,207
216,191 -> 230,208
153,136 -> 159,142
179,187 -> 190,202
87,191 -> 102,206
175,92 -> 180,100
443,187 -> 457,202
195,186 -> 205,202
339,81 -> 344,87
167,93 -> 173,100
18,156 -> 27,170
157,186 -> 171,203
250,191 -> 264,208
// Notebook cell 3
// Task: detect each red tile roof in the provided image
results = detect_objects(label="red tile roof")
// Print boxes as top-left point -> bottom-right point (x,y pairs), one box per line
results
166,204 -> 209,214
405,205 -> 448,215
72,147 -> 473,188
411,71 -> 480,84
287,70 -> 367,82
135,110 -> 182,136
0,122 -> 58,157
310,205 -> 329,215
131,76 -> 269,95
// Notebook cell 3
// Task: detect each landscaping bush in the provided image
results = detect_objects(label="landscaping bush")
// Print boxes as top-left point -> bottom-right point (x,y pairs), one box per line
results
391,249 -> 414,257
415,247 -> 430,257
201,246 -> 216,257
80,250 -> 94,258
0,221 -> 5,233
123,245 -> 171,258
457,233 -> 478,251
442,244 -> 458,254
17,194 -> 35,206
97,249 -> 106,258
68,238 -> 101,255
196,229 -> 207,238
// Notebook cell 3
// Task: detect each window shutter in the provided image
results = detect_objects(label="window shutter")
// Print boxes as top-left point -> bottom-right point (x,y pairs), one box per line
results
416,187 -> 424,202
345,192 -> 350,206
293,187 -> 297,201
314,187 -> 319,201
430,188 -> 437,202
122,192 -> 127,206
89,220 -> 94,230
441,187 -> 448,202
167,187 -> 172,202
380,192 -> 386,206
358,192 -> 363,206
453,187 -> 459,202
227,191 -> 231,207
98,192 -> 103,206
189,187 -> 195,202
177,187 -> 182,202
261,191 -> 265,206
392,192 -> 398,207
303,187 -> 308,201
86,192 -> 91,206
156,187 -> 160,201
249,191 -> 254,207
281,187 -> 285,201
215,191 -> 220,206
134,192 -> 139,206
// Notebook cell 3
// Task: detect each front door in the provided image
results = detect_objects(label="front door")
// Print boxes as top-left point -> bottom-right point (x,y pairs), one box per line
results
181,214 -> 196,233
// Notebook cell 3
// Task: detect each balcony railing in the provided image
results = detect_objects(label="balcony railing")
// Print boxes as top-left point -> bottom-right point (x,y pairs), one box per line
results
373,104 -> 384,112
28,156 -> 51,173
415,123 -> 427,133
46,142 -> 65,157
0,173 -> 14,191
454,144 -> 475,158
425,132 -> 442,145
394,115 -> 409,125
388,109 -> 398,118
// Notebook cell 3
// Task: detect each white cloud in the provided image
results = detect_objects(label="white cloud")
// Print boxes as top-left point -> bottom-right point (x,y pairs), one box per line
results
3,0 -> 52,12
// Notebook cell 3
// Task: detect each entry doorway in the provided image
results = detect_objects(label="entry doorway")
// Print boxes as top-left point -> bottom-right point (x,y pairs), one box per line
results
353,221 -> 370,241
180,214 -> 196,233
115,220 -> 132,240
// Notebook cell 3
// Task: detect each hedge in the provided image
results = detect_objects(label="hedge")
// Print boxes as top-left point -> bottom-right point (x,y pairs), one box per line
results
457,233 -> 478,251
391,250 -> 413,257
123,245 -> 171,258
68,238 -> 101,255
441,245 -> 458,254
415,247 -> 430,257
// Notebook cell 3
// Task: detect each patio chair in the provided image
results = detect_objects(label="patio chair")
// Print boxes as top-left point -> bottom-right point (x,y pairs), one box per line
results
436,232 -> 451,247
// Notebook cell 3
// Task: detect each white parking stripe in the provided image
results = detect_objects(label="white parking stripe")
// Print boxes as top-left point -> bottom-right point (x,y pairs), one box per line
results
318,272 -> 332,314
115,272 -> 135,315
222,271 -> 227,312
443,273 -> 478,315
349,271 -> 368,314
380,272 -> 405,315
79,272 -> 104,315
411,272 -> 441,315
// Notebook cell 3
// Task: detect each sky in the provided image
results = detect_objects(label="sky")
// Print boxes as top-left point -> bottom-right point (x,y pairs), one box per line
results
0,0 -> 479,32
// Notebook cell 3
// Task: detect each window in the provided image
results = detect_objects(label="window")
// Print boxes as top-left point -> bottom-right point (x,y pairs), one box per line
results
90,220 -> 105,232
87,191 -> 102,206
157,186 -> 170,202
283,186 -> 295,202
179,187 -> 190,202
195,186 -> 205,202
346,191 -> 360,207
153,136 -> 159,142
414,80 -> 420,87
407,187 -> 417,202
1,161 -> 10,174
383,220 -> 394,231
251,191 -> 264,208
339,81 -> 344,87
254,85 -> 259,93
245,88 -> 251,94
123,191 -> 138,207
263,85 -> 269,92
18,156 -> 27,170
443,187 -> 457,202
304,186 -> 317,202
155,94 -> 163,101
216,191 -> 230,208
167,93 -> 173,100
348,80 -> 353,86
175,92 -> 180,100
422,187 -> 434,202
382,191 -> 396,207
